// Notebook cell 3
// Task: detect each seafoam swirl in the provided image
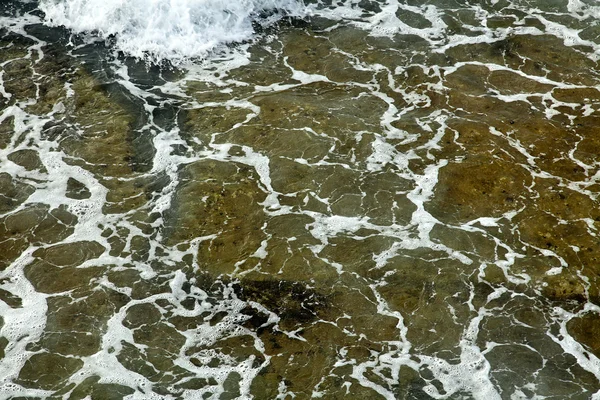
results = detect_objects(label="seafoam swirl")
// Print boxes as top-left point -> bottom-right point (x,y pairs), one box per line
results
39,0 -> 308,62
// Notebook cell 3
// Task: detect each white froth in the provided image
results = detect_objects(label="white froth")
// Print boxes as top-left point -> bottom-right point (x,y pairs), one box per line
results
0,252 -> 49,387
39,0 -> 307,63
550,306 -> 600,385
3,0 -> 600,398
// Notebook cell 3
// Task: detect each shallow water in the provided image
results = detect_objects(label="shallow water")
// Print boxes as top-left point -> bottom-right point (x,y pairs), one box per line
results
2,0 -> 600,398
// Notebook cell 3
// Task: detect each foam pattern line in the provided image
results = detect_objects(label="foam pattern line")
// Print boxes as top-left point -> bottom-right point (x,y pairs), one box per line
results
1,0 -> 600,398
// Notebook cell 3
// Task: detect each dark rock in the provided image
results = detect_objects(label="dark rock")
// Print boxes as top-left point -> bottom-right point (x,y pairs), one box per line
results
66,178 -> 91,199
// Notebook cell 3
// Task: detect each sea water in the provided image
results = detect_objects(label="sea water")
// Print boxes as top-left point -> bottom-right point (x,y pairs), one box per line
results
1,0 -> 600,398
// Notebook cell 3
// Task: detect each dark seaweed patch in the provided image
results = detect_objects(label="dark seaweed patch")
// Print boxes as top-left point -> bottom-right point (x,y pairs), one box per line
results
233,279 -> 329,324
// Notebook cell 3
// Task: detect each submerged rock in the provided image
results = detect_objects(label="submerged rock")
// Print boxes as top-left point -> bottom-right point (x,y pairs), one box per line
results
65,177 -> 91,199
233,278 -> 330,325
567,313 -> 600,357
0,204 -> 77,270
7,149 -> 45,172
164,159 -> 267,274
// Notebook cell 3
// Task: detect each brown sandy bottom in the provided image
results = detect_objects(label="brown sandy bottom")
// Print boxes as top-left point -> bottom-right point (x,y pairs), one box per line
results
1,7 -> 600,400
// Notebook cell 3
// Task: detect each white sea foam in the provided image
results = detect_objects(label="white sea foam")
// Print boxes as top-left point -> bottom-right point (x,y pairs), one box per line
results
3,0 -> 600,397
39,0 -> 308,63
34,0 -> 600,68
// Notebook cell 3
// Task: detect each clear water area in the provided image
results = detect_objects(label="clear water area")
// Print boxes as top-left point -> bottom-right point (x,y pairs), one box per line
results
1,0 -> 600,398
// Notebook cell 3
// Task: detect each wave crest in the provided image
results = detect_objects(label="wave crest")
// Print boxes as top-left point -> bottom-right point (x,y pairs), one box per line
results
39,0 -> 307,63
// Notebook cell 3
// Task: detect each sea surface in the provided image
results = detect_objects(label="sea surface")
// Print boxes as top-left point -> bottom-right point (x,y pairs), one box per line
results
1,0 -> 600,398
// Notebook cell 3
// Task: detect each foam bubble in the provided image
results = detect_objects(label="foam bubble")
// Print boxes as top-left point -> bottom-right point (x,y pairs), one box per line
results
39,0 -> 308,63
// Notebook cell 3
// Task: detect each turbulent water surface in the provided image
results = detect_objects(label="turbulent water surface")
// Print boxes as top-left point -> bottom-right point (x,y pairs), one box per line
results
2,0 -> 600,398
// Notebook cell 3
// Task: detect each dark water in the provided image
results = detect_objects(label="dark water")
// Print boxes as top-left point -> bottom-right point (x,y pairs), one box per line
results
1,0 -> 600,398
